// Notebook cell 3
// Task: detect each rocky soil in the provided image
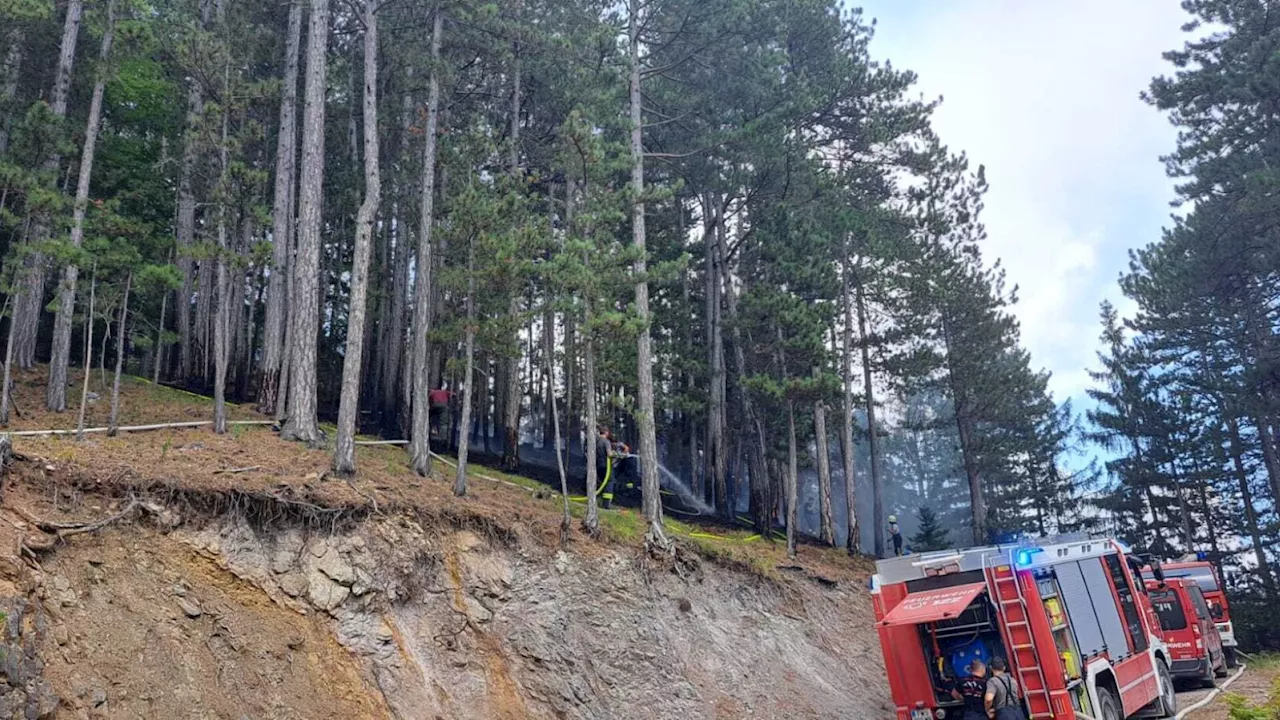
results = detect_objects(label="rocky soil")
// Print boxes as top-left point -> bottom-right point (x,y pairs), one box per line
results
0,472 -> 890,720
0,373 -> 891,719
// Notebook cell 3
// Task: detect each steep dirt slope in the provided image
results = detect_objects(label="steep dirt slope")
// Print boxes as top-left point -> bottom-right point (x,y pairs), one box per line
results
0,374 -> 891,719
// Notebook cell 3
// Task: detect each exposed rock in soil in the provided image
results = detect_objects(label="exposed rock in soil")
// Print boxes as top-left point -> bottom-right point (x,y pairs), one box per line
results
0,472 -> 888,719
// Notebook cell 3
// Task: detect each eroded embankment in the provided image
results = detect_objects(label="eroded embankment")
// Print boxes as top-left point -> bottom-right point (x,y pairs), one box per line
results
0,460 -> 890,720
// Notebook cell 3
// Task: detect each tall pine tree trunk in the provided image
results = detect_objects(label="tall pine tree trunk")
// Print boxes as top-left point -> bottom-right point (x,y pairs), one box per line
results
75,267 -> 96,441
705,196 -> 728,512
0,27 -> 22,154
280,0 -> 329,445
839,258 -> 860,553
727,251 -> 769,534
500,27 -> 524,471
1227,418 -> 1277,598
334,0 -> 381,475
786,401 -> 799,559
454,236 -> 477,496
702,196 -> 720,501
408,7 -> 442,475
582,300 -> 600,535
544,301 -> 572,538
258,0 -> 302,413
176,0 -> 214,382
1255,415 -> 1280,509
212,87 -> 231,434
13,0 -> 84,371
108,273 -> 130,435
814,396 -> 835,546
48,0 -> 117,412
856,274 -> 886,554
1,297 -> 16,426
629,0 -> 667,549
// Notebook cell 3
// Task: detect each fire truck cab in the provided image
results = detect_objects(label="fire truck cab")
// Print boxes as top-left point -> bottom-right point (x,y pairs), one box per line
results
1144,577 -> 1227,688
1142,559 -> 1237,668
871,537 -> 1177,720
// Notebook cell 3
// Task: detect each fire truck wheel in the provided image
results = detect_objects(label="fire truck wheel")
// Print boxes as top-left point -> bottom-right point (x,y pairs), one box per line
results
1224,647 -> 1240,669
1157,661 -> 1178,717
1097,686 -> 1122,720
1199,660 -> 1217,690
1214,655 -> 1229,679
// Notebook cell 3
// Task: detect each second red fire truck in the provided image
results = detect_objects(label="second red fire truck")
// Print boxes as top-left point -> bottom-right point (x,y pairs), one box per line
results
871,536 -> 1177,720
1142,557 -> 1238,668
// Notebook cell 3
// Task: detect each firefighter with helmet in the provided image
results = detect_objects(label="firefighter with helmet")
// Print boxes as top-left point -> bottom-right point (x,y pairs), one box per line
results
888,514 -> 903,557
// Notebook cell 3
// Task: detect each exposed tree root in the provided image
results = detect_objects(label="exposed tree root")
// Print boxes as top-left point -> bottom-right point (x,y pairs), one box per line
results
16,497 -> 142,554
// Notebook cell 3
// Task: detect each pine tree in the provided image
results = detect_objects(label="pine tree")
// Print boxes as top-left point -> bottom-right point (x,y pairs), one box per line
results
280,0 -> 329,446
910,507 -> 949,553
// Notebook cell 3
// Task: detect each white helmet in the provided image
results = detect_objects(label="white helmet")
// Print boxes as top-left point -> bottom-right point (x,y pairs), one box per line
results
888,515 -> 898,523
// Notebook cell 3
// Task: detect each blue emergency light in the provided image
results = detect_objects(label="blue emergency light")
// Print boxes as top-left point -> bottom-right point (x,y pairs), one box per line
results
1015,548 -> 1043,568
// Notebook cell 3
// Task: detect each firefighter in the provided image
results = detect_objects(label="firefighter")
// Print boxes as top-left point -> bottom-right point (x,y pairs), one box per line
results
428,384 -> 452,438
594,426 -> 617,509
953,660 -> 988,720
888,515 -> 903,557
984,657 -> 1026,720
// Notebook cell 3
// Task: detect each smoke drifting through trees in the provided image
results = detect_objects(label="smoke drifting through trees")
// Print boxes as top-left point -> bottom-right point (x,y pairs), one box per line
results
3,0 -> 1124,563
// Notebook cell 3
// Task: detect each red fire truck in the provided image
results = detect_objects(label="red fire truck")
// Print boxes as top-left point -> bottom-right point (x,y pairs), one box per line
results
1142,558 -> 1238,668
871,537 -> 1177,720
1145,578 -> 1227,687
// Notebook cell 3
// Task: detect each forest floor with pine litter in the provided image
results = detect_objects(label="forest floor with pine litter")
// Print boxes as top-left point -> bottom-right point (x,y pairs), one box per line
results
0,366 -> 888,719
4,364 -> 871,585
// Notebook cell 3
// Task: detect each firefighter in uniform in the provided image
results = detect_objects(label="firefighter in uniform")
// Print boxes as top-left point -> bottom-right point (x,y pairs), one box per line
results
950,660 -> 988,720
595,426 -> 617,509
888,515 -> 903,557
984,657 -> 1026,720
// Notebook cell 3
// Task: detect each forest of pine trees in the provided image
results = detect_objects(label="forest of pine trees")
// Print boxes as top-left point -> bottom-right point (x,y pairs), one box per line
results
0,0 -> 1112,561
1083,0 -> 1280,649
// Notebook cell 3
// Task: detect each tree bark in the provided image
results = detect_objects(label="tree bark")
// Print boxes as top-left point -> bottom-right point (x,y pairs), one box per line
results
786,401 -> 799,559
1255,415 -> 1280,510
257,0 -> 303,414
13,0 -> 84,371
839,257 -> 860,553
409,6 -> 443,476
725,249 -> 769,533
108,273 -> 131,435
501,320 -> 521,467
1227,418 -> 1277,598
334,0 -> 381,475
75,268 -> 96,441
153,269 -> 169,383
280,0 -> 329,446
500,24 -> 524,470
704,196 -> 728,511
629,0 -> 667,550
454,236 -> 477,496
0,26 -> 22,154
814,397 -> 835,546
48,0 -> 117,412
582,299 -> 600,535
544,302 -> 571,539
176,0 -> 215,383
855,274 -> 886,554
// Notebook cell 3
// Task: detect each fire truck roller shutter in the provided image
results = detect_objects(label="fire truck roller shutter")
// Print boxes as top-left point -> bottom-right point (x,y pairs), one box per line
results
1055,560 -> 1107,658
877,583 -> 988,627
1082,557 -> 1132,660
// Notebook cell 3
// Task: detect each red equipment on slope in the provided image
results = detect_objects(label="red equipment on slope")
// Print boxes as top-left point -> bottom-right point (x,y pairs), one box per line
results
871,537 -> 1177,720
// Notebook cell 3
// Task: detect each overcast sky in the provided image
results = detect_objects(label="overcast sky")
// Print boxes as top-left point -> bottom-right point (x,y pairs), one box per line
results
856,1 -> 1191,408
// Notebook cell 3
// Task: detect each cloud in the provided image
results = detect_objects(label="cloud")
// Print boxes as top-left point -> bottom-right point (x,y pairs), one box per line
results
858,0 -> 1187,402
